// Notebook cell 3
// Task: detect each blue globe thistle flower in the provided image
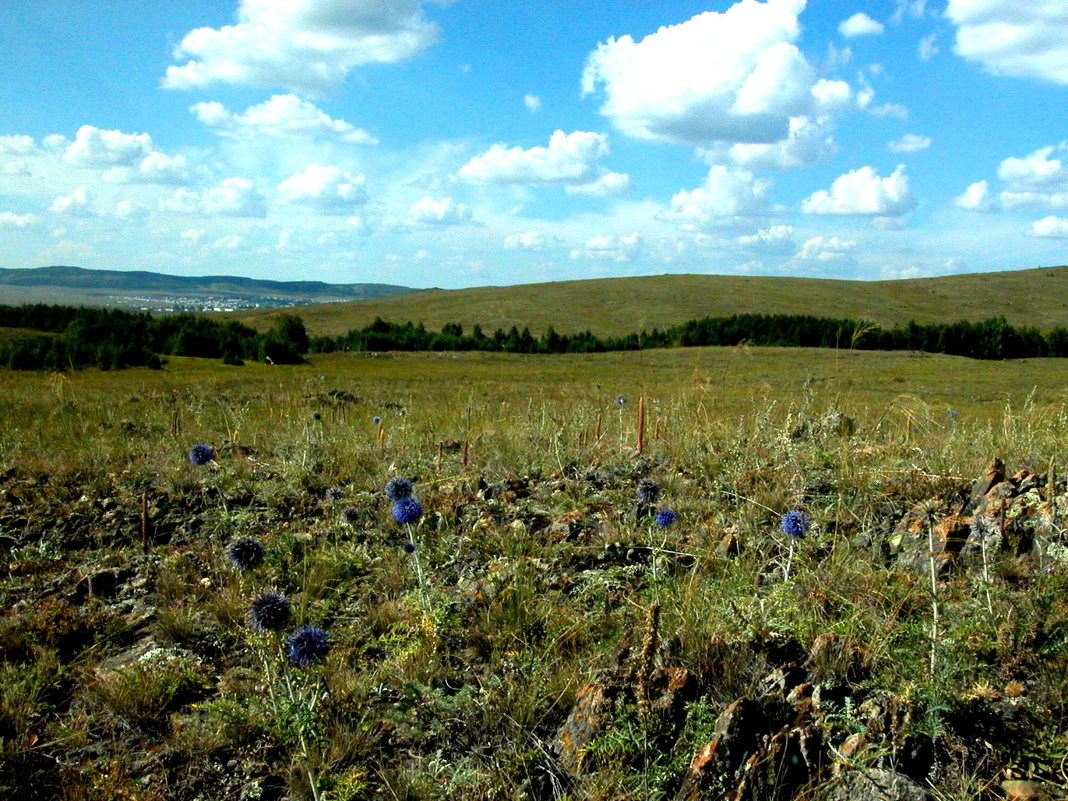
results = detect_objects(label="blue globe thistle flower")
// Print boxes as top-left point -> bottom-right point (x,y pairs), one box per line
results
324,487 -> 344,501
227,537 -> 265,570
372,415 -> 382,425
188,443 -> 214,466
342,506 -> 361,526
287,625 -> 331,667
780,510 -> 810,539
636,478 -> 661,504
616,394 -> 627,407
655,508 -> 677,527
385,477 -> 413,500
402,541 -> 417,554
392,496 -> 423,524
249,591 -> 291,632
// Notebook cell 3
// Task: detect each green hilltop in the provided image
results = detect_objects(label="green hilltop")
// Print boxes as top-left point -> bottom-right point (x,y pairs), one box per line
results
229,265 -> 1068,338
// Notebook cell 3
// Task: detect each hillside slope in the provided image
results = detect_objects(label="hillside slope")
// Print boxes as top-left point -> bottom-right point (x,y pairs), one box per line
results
230,265 -> 1068,337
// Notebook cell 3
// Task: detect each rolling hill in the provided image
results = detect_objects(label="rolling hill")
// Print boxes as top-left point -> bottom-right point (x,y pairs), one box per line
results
0,265 -> 414,311
229,265 -> 1068,338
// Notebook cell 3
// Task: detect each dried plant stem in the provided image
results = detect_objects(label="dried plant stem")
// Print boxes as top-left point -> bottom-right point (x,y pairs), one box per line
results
637,602 -> 660,724
928,522 -> 940,678
980,524 -> 994,616
594,412 -> 602,442
636,396 -> 646,456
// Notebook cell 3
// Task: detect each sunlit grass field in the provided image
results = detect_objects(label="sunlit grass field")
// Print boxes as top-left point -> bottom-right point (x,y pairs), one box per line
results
2,346 -> 1068,800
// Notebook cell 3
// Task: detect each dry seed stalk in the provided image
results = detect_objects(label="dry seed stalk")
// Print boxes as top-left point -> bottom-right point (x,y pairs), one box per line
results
637,602 -> 660,722
636,396 -> 646,456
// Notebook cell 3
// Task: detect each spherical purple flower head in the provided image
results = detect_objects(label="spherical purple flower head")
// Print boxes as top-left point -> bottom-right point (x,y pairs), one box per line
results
227,537 -> 265,570
636,478 -> 661,505
780,510 -> 810,539
342,506 -> 361,526
287,624 -> 331,667
372,415 -> 382,425
402,541 -> 417,554
616,394 -> 627,407
188,443 -> 214,466
392,496 -> 423,524
324,487 -> 344,502
249,591 -> 291,632
385,477 -> 413,501
655,508 -> 677,527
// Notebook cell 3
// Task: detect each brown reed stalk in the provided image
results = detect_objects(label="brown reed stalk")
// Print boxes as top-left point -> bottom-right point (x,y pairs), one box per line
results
462,438 -> 470,471
594,412 -> 603,442
654,416 -> 661,442
636,396 -> 646,456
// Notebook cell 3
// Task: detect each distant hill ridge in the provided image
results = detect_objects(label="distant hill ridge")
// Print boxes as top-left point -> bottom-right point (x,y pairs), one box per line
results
230,264 -> 1068,338
0,265 -> 413,300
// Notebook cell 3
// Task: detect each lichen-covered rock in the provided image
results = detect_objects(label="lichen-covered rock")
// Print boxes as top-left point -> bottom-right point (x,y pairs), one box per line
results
552,681 -> 620,777
824,768 -> 929,801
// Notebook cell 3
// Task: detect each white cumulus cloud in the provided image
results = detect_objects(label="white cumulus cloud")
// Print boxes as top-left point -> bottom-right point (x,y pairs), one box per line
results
277,164 -> 368,211
719,115 -> 837,169
997,144 -> 1066,188
0,135 -> 35,154
664,165 -> 771,228
953,180 -> 993,211
160,178 -> 267,217
105,152 -> 196,185
565,172 -> 632,197
458,130 -> 610,186
888,133 -> 931,153
795,235 -> 856,262
581,0 -> 847,147
408,196 -> 472,225
736,224 -> 795,253
570,232 -> 643,262
839,13 -> 885,38
0,211 -> 39,228
946,0 -> 1068,85
1031,215 -> 1068,237
504,230 -> 545,250
63,125 -> 153,167
191,94 -> 378,143
802,164 -> 915,216
524,94 -> 542,113
163,0 -> 441,94
50,185 -> 96,217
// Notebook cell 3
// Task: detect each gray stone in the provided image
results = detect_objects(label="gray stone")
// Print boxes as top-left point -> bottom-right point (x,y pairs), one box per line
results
824,768 -> 929,801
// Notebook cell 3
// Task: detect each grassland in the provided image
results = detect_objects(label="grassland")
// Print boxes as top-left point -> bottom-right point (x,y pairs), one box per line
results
228,265 -> 1068,339
2,346 -> 1068,800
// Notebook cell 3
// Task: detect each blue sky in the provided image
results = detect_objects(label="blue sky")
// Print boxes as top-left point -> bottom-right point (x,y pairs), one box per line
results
0,0 -> 1065,288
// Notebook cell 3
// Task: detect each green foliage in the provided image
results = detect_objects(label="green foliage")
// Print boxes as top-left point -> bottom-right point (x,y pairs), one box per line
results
0,304 -> 308,370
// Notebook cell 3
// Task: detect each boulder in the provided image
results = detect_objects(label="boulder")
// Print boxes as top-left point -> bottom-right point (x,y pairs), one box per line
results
824,768 -> 929,801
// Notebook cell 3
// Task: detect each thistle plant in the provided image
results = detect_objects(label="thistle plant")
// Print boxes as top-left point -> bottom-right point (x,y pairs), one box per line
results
779,509 -> 809,582
388,478 -> 428,613
188,443 -> 215,466
239,579 -> 332,801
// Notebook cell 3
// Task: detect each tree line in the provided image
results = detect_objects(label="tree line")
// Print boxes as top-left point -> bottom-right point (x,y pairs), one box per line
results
0,305 -> 309,370
1,303 -> 1067,371
310,313 -> 1063,361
